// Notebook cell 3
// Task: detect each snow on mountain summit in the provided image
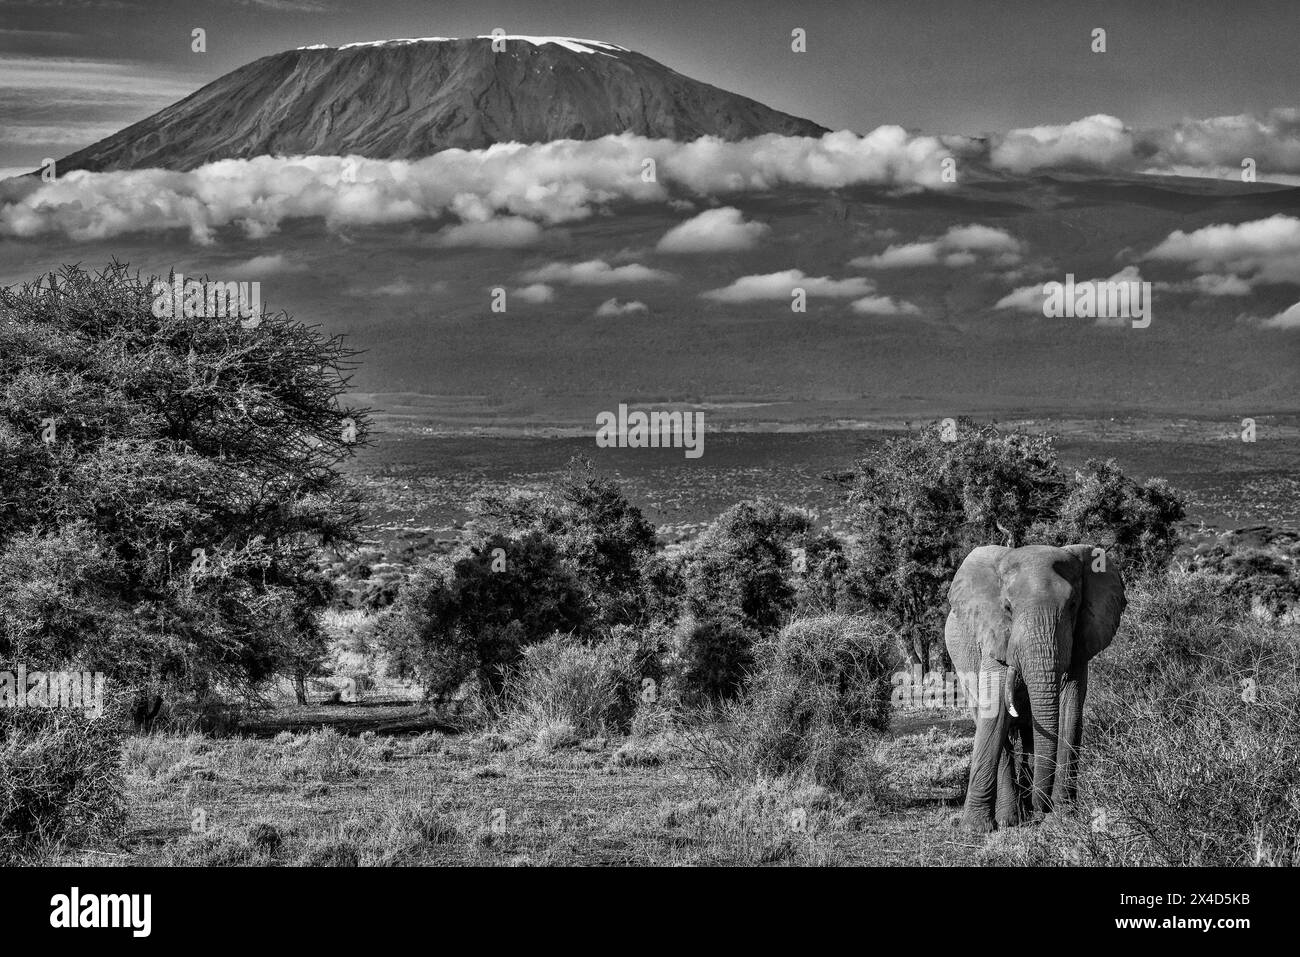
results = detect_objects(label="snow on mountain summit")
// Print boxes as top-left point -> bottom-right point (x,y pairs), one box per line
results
298,36 -> 631,56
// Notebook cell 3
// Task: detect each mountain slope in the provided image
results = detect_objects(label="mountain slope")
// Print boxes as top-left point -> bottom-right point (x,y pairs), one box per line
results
56,35 -> 829,173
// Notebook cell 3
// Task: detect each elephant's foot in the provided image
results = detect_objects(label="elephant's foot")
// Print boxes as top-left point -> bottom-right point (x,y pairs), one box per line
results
995,806 -> 1026,829
960,809 -> 997,834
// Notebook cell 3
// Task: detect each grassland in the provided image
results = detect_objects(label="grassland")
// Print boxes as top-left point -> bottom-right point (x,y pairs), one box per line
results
24,705 -> 1003,867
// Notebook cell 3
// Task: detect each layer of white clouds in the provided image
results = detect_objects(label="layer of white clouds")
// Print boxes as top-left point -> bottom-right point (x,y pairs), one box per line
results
851,223 -> 1022,269
0,128 -> 959,243
520,259 -> 675,285
434,216 -> 544,247
655,206 -> 769,253
701,269 -> 875,302
988,109 -> 1300,182
990,114 -> 1134,174
512,283 -> 555,303
849,295 -> 921,316
595,298 -> 648,316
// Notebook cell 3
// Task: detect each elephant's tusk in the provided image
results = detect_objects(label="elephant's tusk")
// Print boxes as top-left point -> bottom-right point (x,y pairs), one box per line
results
1003,664 -> 1019,717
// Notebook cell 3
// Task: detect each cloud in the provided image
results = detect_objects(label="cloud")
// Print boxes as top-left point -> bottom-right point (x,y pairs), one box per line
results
849,295 -> 921,316
851,223 -> 1022,268
595,298 -> 648,317
1158,273 -> 1254,296
0,128 -> 961,242
988,108 -> 1300,182
995,266 -> 1145,322
1139,108 -> 1300,181
229,253 -> 305,277
990,114 -> 1134,174
655,206 -> 769,253
701,269 -> 875,302
434,216 -> 544,248
520,259 -> 675,285
1145,215 -> 1300,286
512,283 -> 555,304
346,278 -> 448,297
1261,301 -> 1300,329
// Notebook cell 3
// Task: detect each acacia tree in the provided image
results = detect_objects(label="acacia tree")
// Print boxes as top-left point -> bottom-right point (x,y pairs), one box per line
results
0,263 -> 369,719
378,532 -> 590,704
469,457 -> 657,627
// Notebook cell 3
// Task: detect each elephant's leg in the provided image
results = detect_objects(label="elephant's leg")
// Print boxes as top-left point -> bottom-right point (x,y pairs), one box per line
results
994,726 -> 1020,827
960,664 -> 1008,833
1015,716 -> 1034,820
1052,666 -> 1088,807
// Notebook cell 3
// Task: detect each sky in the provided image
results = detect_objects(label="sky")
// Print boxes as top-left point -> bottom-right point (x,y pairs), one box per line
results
1,0 -> 1298,176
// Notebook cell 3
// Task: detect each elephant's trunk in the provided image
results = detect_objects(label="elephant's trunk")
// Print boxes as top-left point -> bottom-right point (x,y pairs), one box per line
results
1014,607 -> 1061,816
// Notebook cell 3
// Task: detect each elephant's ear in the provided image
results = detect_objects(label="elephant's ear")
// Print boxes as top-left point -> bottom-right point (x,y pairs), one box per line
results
948,545 -> 1012,664
1063,544 -> 1126,663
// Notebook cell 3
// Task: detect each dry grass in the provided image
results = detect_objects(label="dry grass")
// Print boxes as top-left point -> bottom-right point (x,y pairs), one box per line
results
21,705 -> 984,866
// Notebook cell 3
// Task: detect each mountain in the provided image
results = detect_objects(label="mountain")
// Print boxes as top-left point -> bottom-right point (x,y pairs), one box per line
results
55,35 -> 829,173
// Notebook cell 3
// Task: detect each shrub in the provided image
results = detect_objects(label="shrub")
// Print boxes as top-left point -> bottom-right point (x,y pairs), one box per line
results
679,499 -> 811,635
742,615 -> 897,788
667,615 -> 759,707
246,821 -> 286,856
297,835 -> 360,867
1059,571 -> 1300,865
1052,458 -> 1186,578
502,633 -> 640,742
379,532 -> 589,703
0,706 -> 127,847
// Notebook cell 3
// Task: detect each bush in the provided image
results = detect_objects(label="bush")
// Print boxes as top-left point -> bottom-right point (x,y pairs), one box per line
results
502,633 -> 640,741
667,615 -> 759,707
0,706 -> 127,847
1059,572 -> 1300,865
379,532 -> 589,703
743,615 -> 897,787
1053,458 -> 1186,578
679,500 -> 811,635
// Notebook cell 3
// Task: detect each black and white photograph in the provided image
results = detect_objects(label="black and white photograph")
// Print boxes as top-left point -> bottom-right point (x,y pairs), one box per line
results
0,0 -> 1295,929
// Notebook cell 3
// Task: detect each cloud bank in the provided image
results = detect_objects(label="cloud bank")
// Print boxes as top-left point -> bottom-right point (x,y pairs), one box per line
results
0,128 -> 959,242
701,269 -> 874,302
987,108 -> 1300,181
520,259 -> 675,285
851,223 -> 1022,269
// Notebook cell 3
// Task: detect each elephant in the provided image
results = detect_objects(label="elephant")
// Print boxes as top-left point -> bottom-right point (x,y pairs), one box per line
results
944,543 -> 1126,832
